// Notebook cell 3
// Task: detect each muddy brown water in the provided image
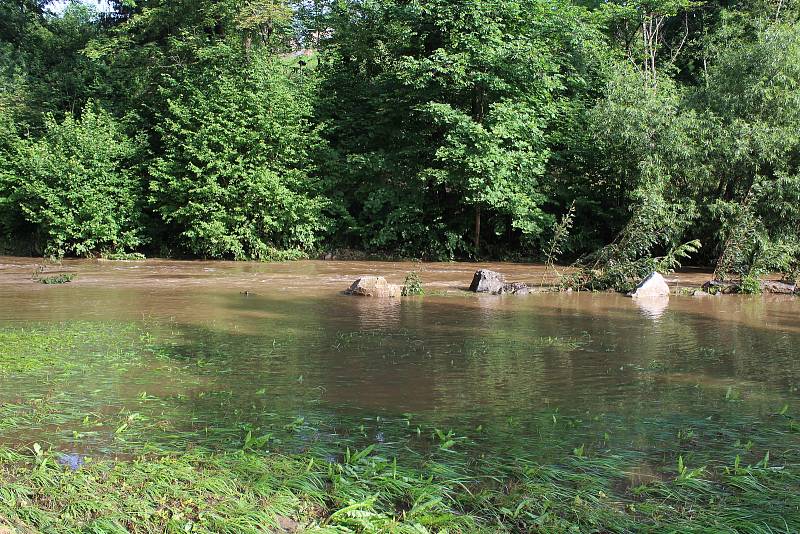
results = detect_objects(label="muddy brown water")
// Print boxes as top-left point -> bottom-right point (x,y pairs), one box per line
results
1,257 -> 799,459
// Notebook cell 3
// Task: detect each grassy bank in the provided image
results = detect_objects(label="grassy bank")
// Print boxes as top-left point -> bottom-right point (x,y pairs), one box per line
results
1,441 -> 800,533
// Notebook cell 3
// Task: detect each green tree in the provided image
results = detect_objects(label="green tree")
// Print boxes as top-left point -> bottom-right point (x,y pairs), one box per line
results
148,50 -> 329,260
319,0 -> 602,259
697,24 -> 800,281
0,104 -> 145,257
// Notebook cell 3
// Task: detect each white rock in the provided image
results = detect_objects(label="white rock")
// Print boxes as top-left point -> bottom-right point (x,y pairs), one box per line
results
628,272 -> 670,298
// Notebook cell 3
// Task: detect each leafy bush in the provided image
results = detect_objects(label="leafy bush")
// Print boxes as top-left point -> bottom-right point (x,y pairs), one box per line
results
0,104 -> 144,258
739,275 -> 762,295
148,50 -> 329,260
401,271 -> 425,296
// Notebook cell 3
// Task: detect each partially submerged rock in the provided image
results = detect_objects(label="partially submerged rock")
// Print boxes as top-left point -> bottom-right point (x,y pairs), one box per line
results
691,289 -> 714,297
702,280 -> 739,294
500,282 -> 530,295
701,279 -> 798,295
470,269 -> 505,293
346,276 -> 400,298
469,269 -> 529,295
628,272 -> 670,298
762,280 -> 797,294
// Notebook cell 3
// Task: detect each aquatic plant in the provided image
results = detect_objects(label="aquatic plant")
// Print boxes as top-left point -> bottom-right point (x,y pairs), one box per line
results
37,273 -> 76,285
541,201 -> 575,285
401,271 -> 425,296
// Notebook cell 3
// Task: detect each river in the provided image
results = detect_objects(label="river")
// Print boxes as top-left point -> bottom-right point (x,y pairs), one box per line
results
1,257 -> 798,466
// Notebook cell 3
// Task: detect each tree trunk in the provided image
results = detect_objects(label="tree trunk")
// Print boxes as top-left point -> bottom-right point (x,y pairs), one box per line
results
474,206 -> 481,254
471,83 -> 485,257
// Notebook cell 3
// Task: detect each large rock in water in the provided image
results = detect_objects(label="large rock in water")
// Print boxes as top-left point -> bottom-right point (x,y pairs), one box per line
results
628,272 -> 670,298
346,276 -> 400,298
469,269 -> 530,295
702,280 -> 738,294
470,269 -> 505,294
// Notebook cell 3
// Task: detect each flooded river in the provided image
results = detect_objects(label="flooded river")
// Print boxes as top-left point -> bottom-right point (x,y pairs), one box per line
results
1,257 -> 798,463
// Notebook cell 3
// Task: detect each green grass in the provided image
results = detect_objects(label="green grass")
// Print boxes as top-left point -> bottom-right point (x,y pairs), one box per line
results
0,441 -> 799,533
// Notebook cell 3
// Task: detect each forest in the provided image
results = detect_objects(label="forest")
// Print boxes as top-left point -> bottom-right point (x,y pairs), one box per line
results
1,0 -> 799,287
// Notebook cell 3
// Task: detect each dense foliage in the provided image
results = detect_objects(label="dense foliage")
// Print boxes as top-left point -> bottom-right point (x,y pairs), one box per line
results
0,104 -> 143,257
149,50 -> 328,260
1,0 -> 799,280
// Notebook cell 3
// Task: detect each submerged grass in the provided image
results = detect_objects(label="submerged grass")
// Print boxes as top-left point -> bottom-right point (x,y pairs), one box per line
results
0,323 -> 140,373
1,321 -> 799,532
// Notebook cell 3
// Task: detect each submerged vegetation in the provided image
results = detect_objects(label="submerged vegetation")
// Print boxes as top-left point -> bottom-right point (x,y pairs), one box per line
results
30,264 -> 76,285
0,320 -> 798,531
35,273 -> 75,285
401,271 -> 425,297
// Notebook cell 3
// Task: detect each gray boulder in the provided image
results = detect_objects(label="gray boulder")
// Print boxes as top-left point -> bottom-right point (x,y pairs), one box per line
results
470,269 -> 505,293
702,280 -> 738,294
469,269 -> 530,295
762,280 -> 797,294
500,282 -> 530,295
628,272 -> 670,298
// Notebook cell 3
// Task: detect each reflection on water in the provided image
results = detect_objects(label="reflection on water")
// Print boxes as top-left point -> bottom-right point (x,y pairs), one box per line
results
0,257 -> 799,459
633,296 -> 670,319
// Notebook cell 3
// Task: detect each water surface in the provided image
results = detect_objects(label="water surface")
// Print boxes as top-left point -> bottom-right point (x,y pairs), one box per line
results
1,257 -> 798,466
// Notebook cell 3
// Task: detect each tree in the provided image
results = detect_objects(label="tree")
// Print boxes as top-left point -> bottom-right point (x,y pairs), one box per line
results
148,50 -> 329,260
319,0 -> 602,259
0,104 -> 145,257
598,0 -> 696,86
237,0 -> 294,53
696,24 -> 800,281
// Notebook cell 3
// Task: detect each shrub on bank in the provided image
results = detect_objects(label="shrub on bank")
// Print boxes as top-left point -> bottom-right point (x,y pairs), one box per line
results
0,104 -> 145,258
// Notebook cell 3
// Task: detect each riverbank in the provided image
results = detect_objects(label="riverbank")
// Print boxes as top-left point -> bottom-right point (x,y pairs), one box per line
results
2,431 -> 799,533
0,255 -> 724,292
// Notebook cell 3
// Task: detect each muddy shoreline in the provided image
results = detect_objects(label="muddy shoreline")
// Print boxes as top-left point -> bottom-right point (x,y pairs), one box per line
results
0,255 -> 718,291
